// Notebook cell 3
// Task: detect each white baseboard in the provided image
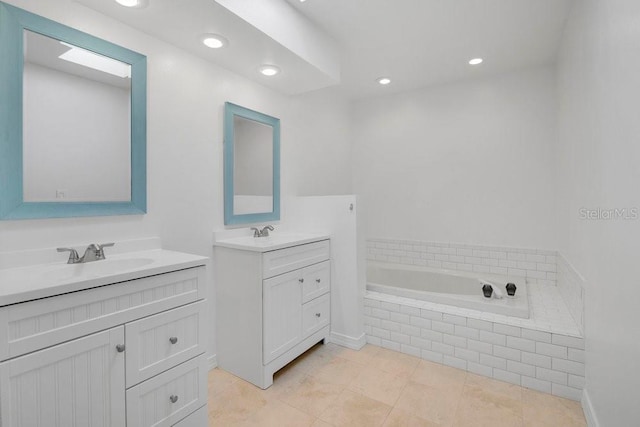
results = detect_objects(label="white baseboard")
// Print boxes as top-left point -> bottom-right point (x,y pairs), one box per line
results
582,388 -> 599,427
329,331 -> 366,350
207,353 -> 218,371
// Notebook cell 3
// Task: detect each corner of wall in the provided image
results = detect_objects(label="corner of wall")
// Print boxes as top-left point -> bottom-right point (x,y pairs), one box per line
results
556,252 -> 586,335
582,388 -> 600,427
208,353 -> 218,371
329,331 -> 366,350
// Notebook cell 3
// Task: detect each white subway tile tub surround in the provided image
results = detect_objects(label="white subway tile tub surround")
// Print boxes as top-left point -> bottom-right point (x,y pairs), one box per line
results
367,238 -> 557,285
557,253 -> 585,334
364,282 -> 584,401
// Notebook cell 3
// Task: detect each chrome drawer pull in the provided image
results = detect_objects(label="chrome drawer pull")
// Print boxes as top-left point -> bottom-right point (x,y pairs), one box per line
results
170,395 -> 179,404
299,278 -> 304,283
315,313 -> 321,318
169,337 -> 178,345
116,344 -> 125,353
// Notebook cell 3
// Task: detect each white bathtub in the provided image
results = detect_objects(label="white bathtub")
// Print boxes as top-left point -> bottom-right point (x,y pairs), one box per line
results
367,261 -> 530,318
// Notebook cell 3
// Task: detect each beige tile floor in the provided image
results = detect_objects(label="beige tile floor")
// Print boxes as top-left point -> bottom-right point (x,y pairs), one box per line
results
208,342 -> 587,427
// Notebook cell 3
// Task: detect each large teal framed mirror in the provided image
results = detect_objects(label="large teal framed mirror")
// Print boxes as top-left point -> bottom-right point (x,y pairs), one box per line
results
224,102 -> 280,225
0,2 -> 147,220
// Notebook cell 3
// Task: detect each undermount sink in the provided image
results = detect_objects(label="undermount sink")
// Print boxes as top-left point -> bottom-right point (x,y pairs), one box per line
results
44,258 -> 154,280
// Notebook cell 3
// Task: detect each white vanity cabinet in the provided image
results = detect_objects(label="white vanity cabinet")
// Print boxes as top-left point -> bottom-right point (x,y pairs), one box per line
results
0,253 -> 208,427
215,236 -> 331,389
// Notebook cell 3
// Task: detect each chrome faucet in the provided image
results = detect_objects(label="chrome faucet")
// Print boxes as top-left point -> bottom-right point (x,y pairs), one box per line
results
57,243 -> 115,264
250,225 -> 275,238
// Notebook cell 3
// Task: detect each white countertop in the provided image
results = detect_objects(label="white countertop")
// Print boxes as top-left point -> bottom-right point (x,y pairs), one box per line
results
213,233 -> 330,252
0,249 -> 207,307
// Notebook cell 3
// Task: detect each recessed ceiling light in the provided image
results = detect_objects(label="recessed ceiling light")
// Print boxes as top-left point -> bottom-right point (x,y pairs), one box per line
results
259,65 -> 280,76
376,77 -> 391,85
469,58 -> 484,65
201,34 -> 228,49
115,0 -> 146,8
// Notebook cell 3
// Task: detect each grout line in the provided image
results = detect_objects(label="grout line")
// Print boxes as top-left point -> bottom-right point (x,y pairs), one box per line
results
379,406 -> 393,427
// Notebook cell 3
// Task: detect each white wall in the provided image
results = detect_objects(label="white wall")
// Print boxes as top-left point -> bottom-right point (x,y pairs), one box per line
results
556,0 -> 640,424
0,0 -> 352,360
286,195 -> 366,348
352,67 -> 558,249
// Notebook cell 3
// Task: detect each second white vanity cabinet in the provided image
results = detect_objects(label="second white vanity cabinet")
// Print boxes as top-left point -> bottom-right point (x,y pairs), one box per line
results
0,250 -> 208,427
215,236 -> 331,389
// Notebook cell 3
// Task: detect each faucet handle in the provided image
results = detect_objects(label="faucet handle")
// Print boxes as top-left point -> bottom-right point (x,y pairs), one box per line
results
96,242 -> 115,259
260,225 -> 274,237
251,227 -> 261,237
57,247 -> 80,264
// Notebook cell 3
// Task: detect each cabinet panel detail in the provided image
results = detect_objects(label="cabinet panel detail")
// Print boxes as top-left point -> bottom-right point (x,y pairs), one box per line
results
1,267 -> 205,360
262,240 -> 330,278
263,270 -> 303,364
302,294 -> 331,339
0,327 -> 125,427
172,405 -> 207,427
301,261 -> 331,303
126,355 -> 207,427
125,300 -> 206,387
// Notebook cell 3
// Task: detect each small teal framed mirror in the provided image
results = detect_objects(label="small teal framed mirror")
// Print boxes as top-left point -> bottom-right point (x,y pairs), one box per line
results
0,2 -> 147,220
224,102 -> 280,225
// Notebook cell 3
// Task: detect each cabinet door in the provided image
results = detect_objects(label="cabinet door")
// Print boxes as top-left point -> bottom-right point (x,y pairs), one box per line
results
263,270 -> 302,364
0,327 -> 125,427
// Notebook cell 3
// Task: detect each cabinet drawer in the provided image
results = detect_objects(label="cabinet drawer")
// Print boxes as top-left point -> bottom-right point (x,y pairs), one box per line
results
125,301 -> 206,387
172,405 -> 207,427
126,355 -> 207,427
302,293 -> 330,339
301,261 -> 330,303
262,240 -> 330,279
0,266 -> 206,361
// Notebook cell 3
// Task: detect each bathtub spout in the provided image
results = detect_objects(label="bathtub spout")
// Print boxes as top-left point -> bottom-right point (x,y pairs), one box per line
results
492,286 -> 504,299
480,280 -> 504,299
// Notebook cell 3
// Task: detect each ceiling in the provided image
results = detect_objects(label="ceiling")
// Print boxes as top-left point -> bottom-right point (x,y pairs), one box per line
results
77,0 -> 575,99
286,0 -> 575,98
76,0 -> 338,95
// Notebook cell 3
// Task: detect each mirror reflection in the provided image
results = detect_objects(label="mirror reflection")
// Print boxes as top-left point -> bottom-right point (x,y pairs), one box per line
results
224,102 -> 280,225
233,116 -> 274,215
22,30 -> 132,202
